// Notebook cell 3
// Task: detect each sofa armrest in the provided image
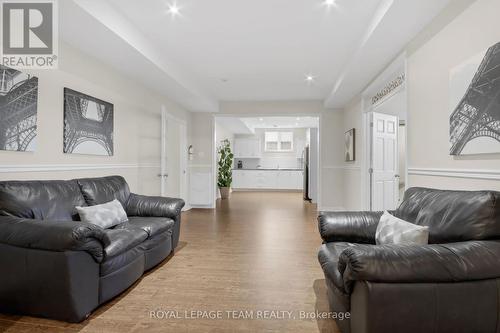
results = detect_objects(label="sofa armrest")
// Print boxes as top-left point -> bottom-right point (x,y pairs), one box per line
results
318,211 -> 386,244
338,240 -> 500,293
0,216 -> 107,262
126,193 -> 185,219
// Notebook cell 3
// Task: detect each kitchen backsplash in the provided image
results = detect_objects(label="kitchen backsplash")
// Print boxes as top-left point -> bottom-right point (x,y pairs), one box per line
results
235,157 -> 302,169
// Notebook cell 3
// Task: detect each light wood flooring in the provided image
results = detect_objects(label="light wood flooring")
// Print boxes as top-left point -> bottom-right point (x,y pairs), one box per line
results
0,192 -> 339,333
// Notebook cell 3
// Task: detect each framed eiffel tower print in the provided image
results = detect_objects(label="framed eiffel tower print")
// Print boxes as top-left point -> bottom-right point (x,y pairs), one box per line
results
450,41 -> 500,155
0,65 -> 38,152
63,88 -> 114,156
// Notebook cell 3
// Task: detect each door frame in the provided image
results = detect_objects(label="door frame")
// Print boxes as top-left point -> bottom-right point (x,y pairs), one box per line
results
361,52 -> 408,211
212,113 -> 322,209
161,106 -> 190,210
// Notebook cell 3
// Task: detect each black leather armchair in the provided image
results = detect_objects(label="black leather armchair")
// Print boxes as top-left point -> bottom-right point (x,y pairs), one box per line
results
0,176 -> 184,322
318,187 -> 500,333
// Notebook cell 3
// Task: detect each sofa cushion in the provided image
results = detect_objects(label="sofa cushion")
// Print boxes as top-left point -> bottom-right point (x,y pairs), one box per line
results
114,217 -> 174,238
76,199 -> 128,229
318,242 -> 355,292
396,187 -> 500,243
103,228 -> 148,258
77,176 -> 130,206
0,180 -> 86,221
376,211 -> 429,245
100,245 -> 144,276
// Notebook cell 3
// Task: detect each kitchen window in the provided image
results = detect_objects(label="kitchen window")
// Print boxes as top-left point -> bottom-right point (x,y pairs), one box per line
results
264,131 -> 294,152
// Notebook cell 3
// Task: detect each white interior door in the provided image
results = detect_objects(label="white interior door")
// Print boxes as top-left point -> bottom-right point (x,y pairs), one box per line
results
160,109 -> 188,204
371,112 -> 399,211
179,122 -> 188,204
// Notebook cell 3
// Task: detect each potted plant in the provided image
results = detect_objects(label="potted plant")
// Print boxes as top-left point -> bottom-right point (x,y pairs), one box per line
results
217,139 -> 234,199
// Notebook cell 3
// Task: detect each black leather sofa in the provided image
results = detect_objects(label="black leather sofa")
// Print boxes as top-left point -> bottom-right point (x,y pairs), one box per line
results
0,175 -> 184,322
318,187 -> 500,333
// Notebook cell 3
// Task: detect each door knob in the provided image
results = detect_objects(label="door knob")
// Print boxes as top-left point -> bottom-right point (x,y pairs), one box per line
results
395,174 -> 400,178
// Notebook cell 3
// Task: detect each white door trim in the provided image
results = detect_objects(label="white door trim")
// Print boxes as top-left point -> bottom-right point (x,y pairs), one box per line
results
161,107 -> 168,196
160,106 -> 189,209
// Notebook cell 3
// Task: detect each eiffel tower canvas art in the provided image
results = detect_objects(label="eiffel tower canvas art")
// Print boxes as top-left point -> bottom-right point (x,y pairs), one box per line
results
0,65 -> 38,152
450,42 -> 500,155
63,88 -> 114,156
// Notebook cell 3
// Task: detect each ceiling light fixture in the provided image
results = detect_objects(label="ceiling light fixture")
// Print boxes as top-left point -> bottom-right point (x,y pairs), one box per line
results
167,2 -> 181,17
305,74 -> 317,86
324,0 -> 336,7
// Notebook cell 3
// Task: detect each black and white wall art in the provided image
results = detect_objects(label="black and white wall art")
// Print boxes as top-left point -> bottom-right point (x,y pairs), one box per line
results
345,128 -> 355,162
63,88 -> 114,156
450,42 -> 500,155
0,65 -> 38,152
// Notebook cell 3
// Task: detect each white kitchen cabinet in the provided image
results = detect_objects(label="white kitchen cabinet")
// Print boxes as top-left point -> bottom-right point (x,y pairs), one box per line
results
232,170 -> 250,189
295,139 -> 306,159
295,170 -> 304,189
233,170 -> 302,190
233,138 -> 261,158
277,171 -> 294,189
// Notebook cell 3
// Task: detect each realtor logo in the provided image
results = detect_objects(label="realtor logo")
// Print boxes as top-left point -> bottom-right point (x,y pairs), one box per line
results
1,0 -> 58,69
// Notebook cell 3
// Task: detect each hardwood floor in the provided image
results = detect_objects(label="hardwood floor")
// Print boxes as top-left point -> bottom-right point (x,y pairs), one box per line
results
0,192 -> 340,333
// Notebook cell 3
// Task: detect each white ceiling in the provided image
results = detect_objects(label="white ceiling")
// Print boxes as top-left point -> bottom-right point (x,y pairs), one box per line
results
217,116 -> 319,135
63,0 -> 453,111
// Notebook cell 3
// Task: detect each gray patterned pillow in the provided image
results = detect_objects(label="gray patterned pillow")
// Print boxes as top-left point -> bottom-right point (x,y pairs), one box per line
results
76,199 -> 128,229
376,211 -> 429,245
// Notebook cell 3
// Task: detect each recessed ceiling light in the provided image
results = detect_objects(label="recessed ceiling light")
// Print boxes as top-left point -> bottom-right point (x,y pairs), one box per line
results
324,0 -> 336,7
259,118 -> 264,121
305,74 -> 317,85
167,2 -> 181,16
296,117 -> 300,121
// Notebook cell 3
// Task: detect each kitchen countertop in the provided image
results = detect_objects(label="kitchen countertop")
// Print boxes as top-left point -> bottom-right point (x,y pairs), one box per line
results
233,168 -> 303,171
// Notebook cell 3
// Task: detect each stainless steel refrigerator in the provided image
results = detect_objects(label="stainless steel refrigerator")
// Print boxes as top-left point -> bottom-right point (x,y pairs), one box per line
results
302,145 -> 311,201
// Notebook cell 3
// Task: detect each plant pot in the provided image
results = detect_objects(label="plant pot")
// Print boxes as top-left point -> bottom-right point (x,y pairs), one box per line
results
219,187 -> 231,199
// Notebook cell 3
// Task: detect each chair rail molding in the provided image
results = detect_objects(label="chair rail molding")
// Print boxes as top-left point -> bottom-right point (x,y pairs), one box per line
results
322,165 -> 361,170
0,163 -> 160,173
408,167 -> 500,181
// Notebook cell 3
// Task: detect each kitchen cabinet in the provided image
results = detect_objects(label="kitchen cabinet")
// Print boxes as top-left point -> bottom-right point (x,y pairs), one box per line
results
232,169 -> 302,190
295,139 -> 306,159
233,138 -> 261,158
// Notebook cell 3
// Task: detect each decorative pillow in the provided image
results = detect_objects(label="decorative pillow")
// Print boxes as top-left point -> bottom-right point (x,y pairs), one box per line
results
376,211 -> 429,245
76,199 -> 128,229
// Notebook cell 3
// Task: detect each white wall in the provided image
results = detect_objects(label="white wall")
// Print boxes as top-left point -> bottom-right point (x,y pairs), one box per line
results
341,97 -> 364,211
320,111 -> 345,210
215,121 -> 234,153
0,42 -> 191,196
407,0 -> 500,190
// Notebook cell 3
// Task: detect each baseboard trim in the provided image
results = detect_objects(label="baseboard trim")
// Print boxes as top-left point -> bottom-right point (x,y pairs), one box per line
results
0,163 -> 160,173
322,165 -> 361,171
408,167 -> 500,181
232,189 -> 302,192
189,204 -> 215,209
318,206 -> 346,212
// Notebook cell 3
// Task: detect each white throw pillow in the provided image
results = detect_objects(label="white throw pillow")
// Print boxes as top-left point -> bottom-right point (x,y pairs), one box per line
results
376,211 -> 429,245
76,199 -> 128,229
